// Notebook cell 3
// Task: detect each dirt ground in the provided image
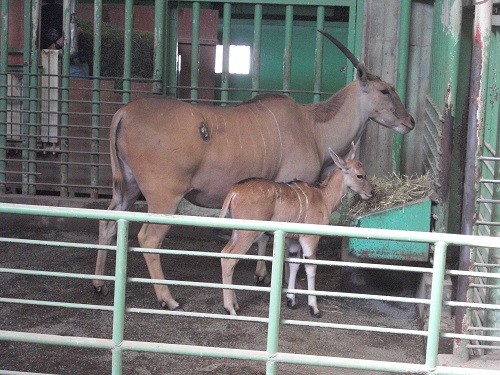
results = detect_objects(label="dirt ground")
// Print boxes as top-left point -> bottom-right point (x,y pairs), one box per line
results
0,215 -> 430,375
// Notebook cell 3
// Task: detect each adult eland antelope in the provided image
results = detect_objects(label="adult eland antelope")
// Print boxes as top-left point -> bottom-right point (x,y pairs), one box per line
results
93,30 -> 414,310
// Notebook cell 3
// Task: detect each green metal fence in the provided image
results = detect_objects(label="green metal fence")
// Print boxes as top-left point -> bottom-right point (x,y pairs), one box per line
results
1,202 -> 500,374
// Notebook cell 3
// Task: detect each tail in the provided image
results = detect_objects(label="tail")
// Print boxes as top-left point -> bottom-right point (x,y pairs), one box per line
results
219,190 -> 236,219
109,108 -> 126,195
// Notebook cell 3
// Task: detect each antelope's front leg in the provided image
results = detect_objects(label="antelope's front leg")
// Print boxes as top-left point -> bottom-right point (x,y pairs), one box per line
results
286,241 -> 301,309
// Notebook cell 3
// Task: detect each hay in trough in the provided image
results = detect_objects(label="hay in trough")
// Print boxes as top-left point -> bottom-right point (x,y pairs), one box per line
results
347,172 -> 434,219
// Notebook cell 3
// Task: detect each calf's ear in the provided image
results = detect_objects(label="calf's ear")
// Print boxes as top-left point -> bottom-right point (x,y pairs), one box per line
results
329,147 -> 347,170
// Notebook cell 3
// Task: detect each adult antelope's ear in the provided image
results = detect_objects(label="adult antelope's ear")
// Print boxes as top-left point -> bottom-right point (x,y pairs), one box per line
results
345,142 -> 356,161
329,147 -> 347,171
357,63 -> 368,85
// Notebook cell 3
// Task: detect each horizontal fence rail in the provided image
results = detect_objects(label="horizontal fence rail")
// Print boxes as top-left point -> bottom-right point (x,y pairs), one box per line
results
1,202 -> 500,374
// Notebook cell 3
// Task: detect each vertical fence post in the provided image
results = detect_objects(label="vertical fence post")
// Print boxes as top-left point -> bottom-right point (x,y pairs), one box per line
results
425,241 -> 448,369
190,2 -> 201,101
111,219 -> 129,375
251,4 -> 262,98
221,3 -> 231,104
167,6 -> 178,98
91,0 -> 103,199
122,0 -> 133,104
266,230 -> 286,375
392,0 -> 412,174
60,0 -> 72,197
153,0 -> 165,94
0,0 -> 9,194
313,6 -> 325,103
282,5 -> 293,93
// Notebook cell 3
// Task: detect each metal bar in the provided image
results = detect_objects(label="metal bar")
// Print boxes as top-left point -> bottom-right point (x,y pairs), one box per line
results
5,328 -> 500,375
282,5 -> 293,93
111,219 -> 129,375
220,3 -> 231,104
266,230 -> 286,375
1,203 -> 499,249
175,0 -> 354,4
0,0 -> 8,194
21,0 -> 32,195
251,4 -> 262,97
392,0 -> 412,174
425,241 -> 448,368
162,1 -> 170,96
28,0 -> 41,196
61,0 -> 72,197
0,297 -> 114,311
91,0 -> 103,199
153,0 -> 165,94
313,6 -> 325,103
190,2 -> 201,101
168,6 -> 178,97
122,0 -> 133,103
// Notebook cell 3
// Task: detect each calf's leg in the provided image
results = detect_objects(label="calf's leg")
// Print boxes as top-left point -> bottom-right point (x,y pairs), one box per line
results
300,236 -> 321,318
285,241 -> 301,309
254,234 -> 270,285
221,230 -> 261,315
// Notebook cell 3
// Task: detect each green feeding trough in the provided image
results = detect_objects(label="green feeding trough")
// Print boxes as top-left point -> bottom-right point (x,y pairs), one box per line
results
345,197 -> 432,262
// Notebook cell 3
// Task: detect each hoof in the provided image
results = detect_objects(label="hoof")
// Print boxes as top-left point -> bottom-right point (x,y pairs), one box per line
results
254,275 -> 270,286
309,306 -> 322,318
286,297 -> 298,310
93,284 -> 109,297
224,307 -> 238,316
160,301 -> 184,311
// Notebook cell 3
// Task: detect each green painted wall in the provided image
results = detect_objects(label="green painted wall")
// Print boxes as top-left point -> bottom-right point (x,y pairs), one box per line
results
215,20 -> 349,103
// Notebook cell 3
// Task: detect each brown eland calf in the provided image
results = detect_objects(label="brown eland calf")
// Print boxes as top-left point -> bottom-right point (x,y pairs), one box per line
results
94,31 -> 412,310
219,145 -> 372,317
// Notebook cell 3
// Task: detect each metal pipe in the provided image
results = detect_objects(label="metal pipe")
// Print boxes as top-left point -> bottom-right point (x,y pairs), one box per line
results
0,0 -> 9,194
221,3 -> 231,104
392,0 -> 412,174
28,0 -> 41,196
153,0 -> 166,94
313,6 -> 325,103
91,0 -> 103,198
61,0 -> 72,197
266,230 -> 286,375
457,0 -> 493,360
111,219 -> 129,375
425,241 -> 448,368
190,2 -> 201,101
122,0 -> 133,103
283,5 -> 293,93
251,4 -> 262,98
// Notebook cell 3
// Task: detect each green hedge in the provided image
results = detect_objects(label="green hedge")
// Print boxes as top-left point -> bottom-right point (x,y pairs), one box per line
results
78,19 -> 155,79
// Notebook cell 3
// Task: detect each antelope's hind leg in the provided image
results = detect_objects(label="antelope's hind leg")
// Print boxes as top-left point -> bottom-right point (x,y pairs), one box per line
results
221,230 -> 261,315
254,234 -> 270,285
93,182 -> 140,296
138,221 -> 183,311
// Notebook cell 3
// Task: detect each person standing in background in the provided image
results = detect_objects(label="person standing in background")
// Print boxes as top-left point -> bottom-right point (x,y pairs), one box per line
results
40,0 -> 88,77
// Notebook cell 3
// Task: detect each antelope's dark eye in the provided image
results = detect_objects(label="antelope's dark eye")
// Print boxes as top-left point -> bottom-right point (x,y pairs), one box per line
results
357,174 -> 364,179
380,88 -> 390,95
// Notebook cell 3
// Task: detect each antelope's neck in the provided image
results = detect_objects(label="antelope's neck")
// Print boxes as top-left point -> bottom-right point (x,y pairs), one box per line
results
315,83 -> 369,162
321,170 -> 347,212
